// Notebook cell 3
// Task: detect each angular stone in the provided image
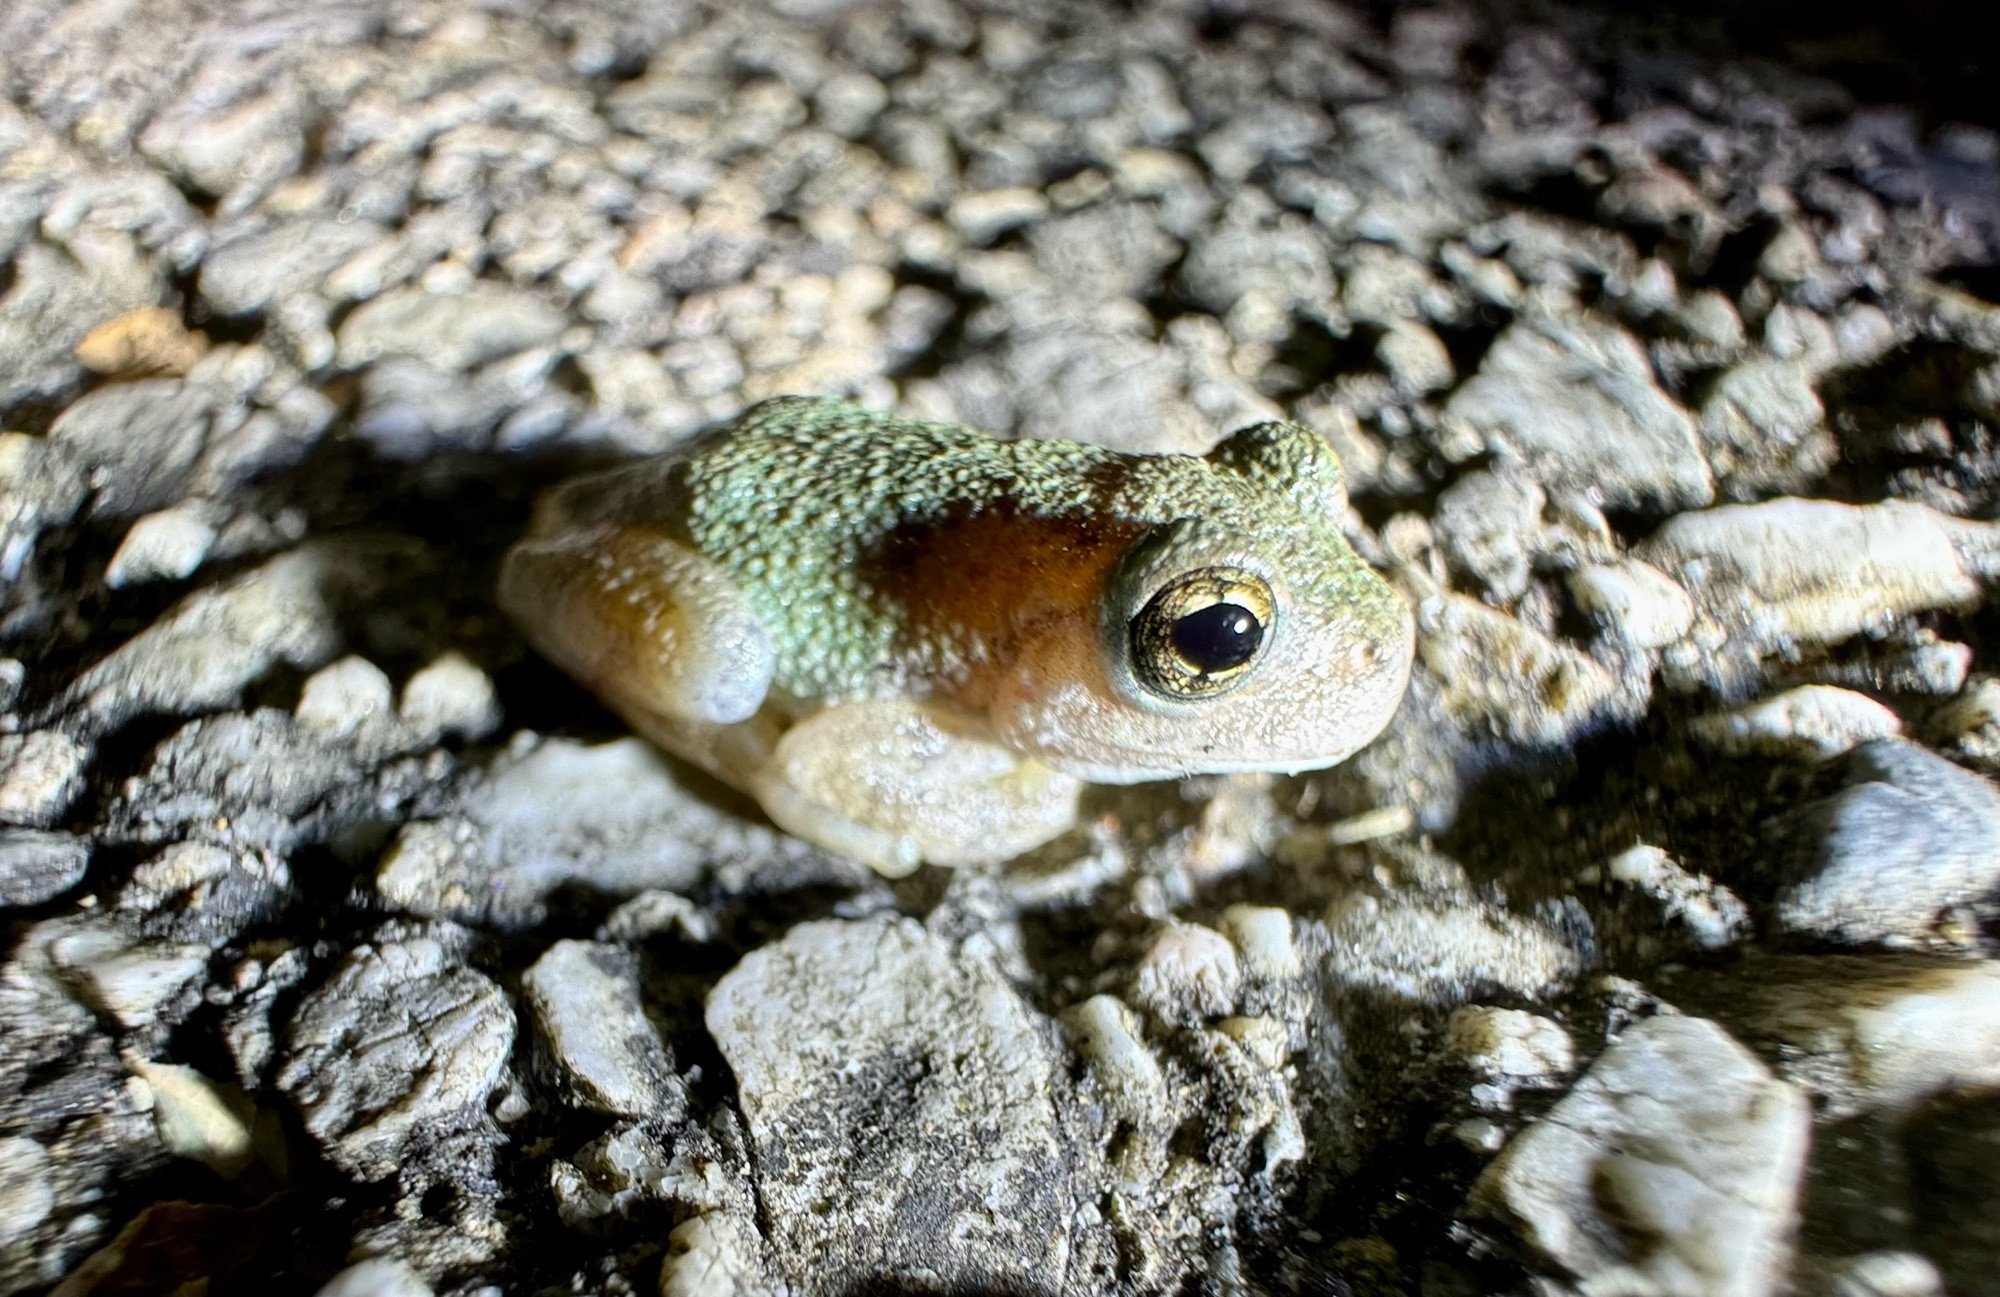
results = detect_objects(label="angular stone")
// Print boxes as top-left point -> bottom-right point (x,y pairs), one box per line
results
706,919 -> 1091,1294
522,940 -> 683,1122
1783,740 -> 2000,948
1445,312 -> 1713,510
276,934 -> 514,1181
1474,1015 -> 1811,1297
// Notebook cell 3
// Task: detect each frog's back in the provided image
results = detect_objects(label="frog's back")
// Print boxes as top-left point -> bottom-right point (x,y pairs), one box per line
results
683,397 -> 1144,700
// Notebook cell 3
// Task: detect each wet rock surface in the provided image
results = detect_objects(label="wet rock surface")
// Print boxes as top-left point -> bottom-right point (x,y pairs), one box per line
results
2,0 -> 2000,1294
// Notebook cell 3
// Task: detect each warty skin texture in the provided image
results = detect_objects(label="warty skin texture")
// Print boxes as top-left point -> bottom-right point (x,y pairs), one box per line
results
500,396 -> 1413,873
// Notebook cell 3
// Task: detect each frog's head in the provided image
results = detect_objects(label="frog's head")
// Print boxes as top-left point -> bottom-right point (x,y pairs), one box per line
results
990,421 -> 1414,783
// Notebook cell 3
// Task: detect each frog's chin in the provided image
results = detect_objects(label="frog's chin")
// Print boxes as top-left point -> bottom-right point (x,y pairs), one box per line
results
1045,749 -> 1368,786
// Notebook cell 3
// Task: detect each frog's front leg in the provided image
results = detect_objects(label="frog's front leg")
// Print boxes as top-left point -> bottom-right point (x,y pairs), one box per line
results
750,699 -> 1084,877
499,526 -> 776,728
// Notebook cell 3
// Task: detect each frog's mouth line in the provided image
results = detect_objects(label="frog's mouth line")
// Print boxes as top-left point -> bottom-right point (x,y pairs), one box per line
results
1033,646 -> 1415,786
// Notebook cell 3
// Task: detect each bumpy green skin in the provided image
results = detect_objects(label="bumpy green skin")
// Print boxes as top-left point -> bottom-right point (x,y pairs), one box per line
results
678,396 -> 1395,704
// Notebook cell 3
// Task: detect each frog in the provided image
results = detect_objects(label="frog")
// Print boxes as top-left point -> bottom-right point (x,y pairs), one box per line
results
500,395 -> 1413,877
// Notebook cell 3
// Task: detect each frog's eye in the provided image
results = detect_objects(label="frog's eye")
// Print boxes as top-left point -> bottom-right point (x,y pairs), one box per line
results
1128,567 -> 1275,699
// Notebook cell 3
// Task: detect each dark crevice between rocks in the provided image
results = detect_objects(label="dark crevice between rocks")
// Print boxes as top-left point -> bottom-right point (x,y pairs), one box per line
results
1267,319 -> 1381,402
173,265 -> 263,344
883,262 -> 978,384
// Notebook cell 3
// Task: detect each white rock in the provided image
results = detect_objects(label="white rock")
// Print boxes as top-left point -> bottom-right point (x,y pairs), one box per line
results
0,1137 -> 54,1248
1568,560 -> 1696,651
105,503 -> 219,587
129,1060 -> 255,1176
1444,312 -> 1713,509
1689,685 -> 1903,760
1824,1250 -> 1944,1297
1638,498 -> 1995,696
522,940 -> 682,1121
1323,892 -> 1585,1002
946,189 -> 1050,244
1217,905 -> 1300,981
1063,994 -> 1167,1119
1831,304 -> 1900,369
1606,846 -> 1751,950
1474,1015 -> 1811,1297
1376,319 -> 1454,394
313,1258 -> 436,1297
1444,1007 -> 1574,1080
1132,922 -> 1242,1022
294,656 -> 395,737
598,890 -> 716,943
1672,955 -> 2000,1120
660,1214 -> 779,1297
48,925 -> 208,1028
398,653 -> 500,742
0,731 -> 89,828
813,73 -> 888,138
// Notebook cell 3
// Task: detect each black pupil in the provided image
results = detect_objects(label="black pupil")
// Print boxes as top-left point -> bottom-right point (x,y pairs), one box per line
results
1170,602 -> 1263,673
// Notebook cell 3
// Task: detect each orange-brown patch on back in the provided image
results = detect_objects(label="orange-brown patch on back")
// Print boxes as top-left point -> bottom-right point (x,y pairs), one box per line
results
862,503 -> 1148,704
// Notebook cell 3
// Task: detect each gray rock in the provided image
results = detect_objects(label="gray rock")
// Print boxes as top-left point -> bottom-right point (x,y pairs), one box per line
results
276,932 -> 515,1181
43,346 -> 332,520
0,731 -> 86,827
0,431 -> 89,586
0,829 -> 88,907
0,219 -> 178,409
1433,468 -> 1547,603
1637,499 -> 1997,699
1181,197 -> 1337,321
704,918 -> 1108,1295
47,920 -> 208,1029
1782,740 -> 2000,948
313,1258 -> 436,1297
199,218 -> 389,316
1025,201 -> 1179,303
0,916 -> 168,1290
376,736 -> 854,929
1414,590 -> 1633,748
1322,889 -> 1589,1003
522,940 -> 684,1122
1665,954 -> 2000,1120
1474,1015 -> 1812,1297
1004,321 -> 1213,454
59,546 -> 349,736
102,707 -> 436,861
1444,310 -> 1714,510
335,282 -> 567,372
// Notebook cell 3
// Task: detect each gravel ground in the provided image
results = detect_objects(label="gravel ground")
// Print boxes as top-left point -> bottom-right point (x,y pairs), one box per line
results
2,1 -> 1999,1295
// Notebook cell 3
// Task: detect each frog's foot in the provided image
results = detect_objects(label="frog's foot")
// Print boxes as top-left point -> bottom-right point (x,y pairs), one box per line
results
499,526 -> 774,725
749,699 -> 1085,876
